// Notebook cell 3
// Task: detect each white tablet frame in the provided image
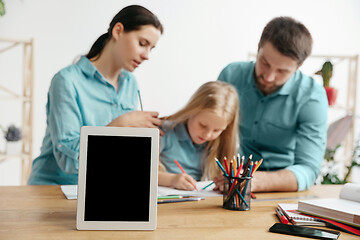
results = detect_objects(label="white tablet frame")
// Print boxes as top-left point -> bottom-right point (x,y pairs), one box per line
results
76,126 -> 159,230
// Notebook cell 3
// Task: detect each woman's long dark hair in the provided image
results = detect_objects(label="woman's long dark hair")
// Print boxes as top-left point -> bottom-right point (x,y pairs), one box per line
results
86,5 -> 163,60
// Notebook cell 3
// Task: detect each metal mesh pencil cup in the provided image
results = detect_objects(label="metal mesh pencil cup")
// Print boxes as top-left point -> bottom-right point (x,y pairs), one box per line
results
223,176 -> 252,211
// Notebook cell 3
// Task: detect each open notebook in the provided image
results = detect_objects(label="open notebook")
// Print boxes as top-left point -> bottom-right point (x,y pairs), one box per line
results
61,181 -> 222,200
158,181 -> 222,197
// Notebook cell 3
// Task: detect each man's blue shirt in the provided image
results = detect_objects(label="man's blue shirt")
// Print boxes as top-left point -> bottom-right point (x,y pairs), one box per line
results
218,61 -> 328,191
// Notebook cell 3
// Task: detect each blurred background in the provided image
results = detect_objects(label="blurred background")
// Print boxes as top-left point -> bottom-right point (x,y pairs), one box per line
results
0,0 -> 359,185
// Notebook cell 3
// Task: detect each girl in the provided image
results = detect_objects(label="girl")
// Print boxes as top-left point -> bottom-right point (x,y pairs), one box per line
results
158,81 -> 239,190
28,5 -> 163,185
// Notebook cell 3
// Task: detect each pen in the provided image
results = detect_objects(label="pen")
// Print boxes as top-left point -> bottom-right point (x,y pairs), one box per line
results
174,159 -> 198,190
157,197 -> 204,204
137,90 -> 143,111
276,207 -> 289,224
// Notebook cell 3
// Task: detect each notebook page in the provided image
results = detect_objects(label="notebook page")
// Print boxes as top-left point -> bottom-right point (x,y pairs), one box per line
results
157,181 -> 222,197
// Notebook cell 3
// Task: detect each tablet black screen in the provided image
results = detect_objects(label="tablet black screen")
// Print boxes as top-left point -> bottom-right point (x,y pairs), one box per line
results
84,135 -> 152,221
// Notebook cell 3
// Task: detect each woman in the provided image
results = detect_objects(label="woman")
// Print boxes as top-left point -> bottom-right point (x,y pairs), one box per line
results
28,5 -> 163,185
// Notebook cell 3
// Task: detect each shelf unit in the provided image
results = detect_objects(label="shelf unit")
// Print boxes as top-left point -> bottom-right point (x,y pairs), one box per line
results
0,38 -> 34,185
307,55 -> 358,164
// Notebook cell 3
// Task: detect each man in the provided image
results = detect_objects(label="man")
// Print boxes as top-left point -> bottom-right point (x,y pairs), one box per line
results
217,17 -> 328,192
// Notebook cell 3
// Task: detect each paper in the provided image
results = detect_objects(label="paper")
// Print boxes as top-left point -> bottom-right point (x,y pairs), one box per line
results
157,181 -> 222,197
61,181 -> 222,200
340,182 -> 360,202
61,185 -> 77,199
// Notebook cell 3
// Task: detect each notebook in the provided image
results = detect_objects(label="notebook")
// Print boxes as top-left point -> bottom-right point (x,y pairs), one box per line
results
298,183 -> 360,228
61,181 -> 222,200
157,181 -> 222,198
277,203 -> 326,226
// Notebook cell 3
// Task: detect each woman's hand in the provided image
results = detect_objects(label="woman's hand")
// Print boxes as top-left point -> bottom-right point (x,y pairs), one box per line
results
170,173 -> 197,191
108,111 -> 163,133
212,174 -> 224,192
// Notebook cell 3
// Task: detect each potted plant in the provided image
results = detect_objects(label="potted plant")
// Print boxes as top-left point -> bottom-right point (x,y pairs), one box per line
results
1,125 -> 22,154
320,137 -> 360,184
315,61 -> 337,106
0,0 -> 5,16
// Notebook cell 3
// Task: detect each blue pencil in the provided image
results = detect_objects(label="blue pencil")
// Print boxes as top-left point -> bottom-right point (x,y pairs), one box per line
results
242,161 -> 253,199
215,157 -> 229,177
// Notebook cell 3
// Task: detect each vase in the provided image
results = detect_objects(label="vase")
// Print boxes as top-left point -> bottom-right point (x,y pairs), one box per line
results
6,141 -> 22,155
324,86 -> 338,106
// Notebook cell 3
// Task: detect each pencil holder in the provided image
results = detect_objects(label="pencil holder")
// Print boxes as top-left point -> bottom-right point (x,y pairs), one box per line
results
222,176 -> 252,211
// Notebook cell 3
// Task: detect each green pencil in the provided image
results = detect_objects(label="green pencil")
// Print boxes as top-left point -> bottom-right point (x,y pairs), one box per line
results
202,181 -> 215,190
157,195 -> 184,200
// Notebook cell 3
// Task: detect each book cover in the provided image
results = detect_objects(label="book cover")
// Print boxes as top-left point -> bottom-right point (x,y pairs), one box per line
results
298,183 -> 360,228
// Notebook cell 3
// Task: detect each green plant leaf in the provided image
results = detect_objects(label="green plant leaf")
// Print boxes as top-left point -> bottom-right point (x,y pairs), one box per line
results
0,0 -> 5,16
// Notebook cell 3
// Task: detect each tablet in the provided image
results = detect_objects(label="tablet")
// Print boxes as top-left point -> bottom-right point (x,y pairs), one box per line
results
76,126 -> 159,230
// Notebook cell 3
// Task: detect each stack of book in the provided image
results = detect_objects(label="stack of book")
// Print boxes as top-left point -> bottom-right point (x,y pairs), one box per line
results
297,183 -> 360,228
276,183 -> 360,236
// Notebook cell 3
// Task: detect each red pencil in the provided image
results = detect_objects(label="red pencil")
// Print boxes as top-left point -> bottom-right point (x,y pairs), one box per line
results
174,159 -> 186,173
174,159 -> 198,190
223,157 -> 230,175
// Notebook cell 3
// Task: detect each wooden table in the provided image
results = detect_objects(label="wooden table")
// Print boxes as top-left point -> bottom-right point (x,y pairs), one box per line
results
0,185 -> 357,239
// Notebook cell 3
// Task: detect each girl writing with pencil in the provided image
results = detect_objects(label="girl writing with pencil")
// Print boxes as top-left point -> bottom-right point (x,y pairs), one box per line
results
158,81 -> 239,190
28,5 -> 163,185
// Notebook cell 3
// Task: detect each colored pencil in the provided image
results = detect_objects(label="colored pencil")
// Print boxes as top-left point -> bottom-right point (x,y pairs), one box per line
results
158,195 -> 184,200
241,154 -> 252,177
215,157 -> 229,177
202,181 -> 215,190
173,159 -> 197,190
227,158 -> 244,196
233,156 -> 237,177
174,159 -> 186,173
223,156 -> 230,175
157,197 -> 204,204
250,161 -> 258,176
242,161 -> 253,197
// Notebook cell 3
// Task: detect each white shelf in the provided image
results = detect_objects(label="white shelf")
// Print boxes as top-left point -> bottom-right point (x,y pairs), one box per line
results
0,38 -> 34,185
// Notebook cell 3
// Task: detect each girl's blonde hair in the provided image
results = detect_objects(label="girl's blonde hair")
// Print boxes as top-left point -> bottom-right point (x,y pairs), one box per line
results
163,81 -> 239,180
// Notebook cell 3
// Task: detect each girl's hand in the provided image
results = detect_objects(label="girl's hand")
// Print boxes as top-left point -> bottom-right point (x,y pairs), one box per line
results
212,174 -> 224,192
108,111 -> 164,134
170,173 -> 197,191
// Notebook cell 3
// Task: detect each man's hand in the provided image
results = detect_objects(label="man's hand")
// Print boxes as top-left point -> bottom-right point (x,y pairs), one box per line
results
251,170 -> 298,192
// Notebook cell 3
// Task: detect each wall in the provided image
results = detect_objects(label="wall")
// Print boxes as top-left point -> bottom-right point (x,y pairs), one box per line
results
0,0 -> 360,185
